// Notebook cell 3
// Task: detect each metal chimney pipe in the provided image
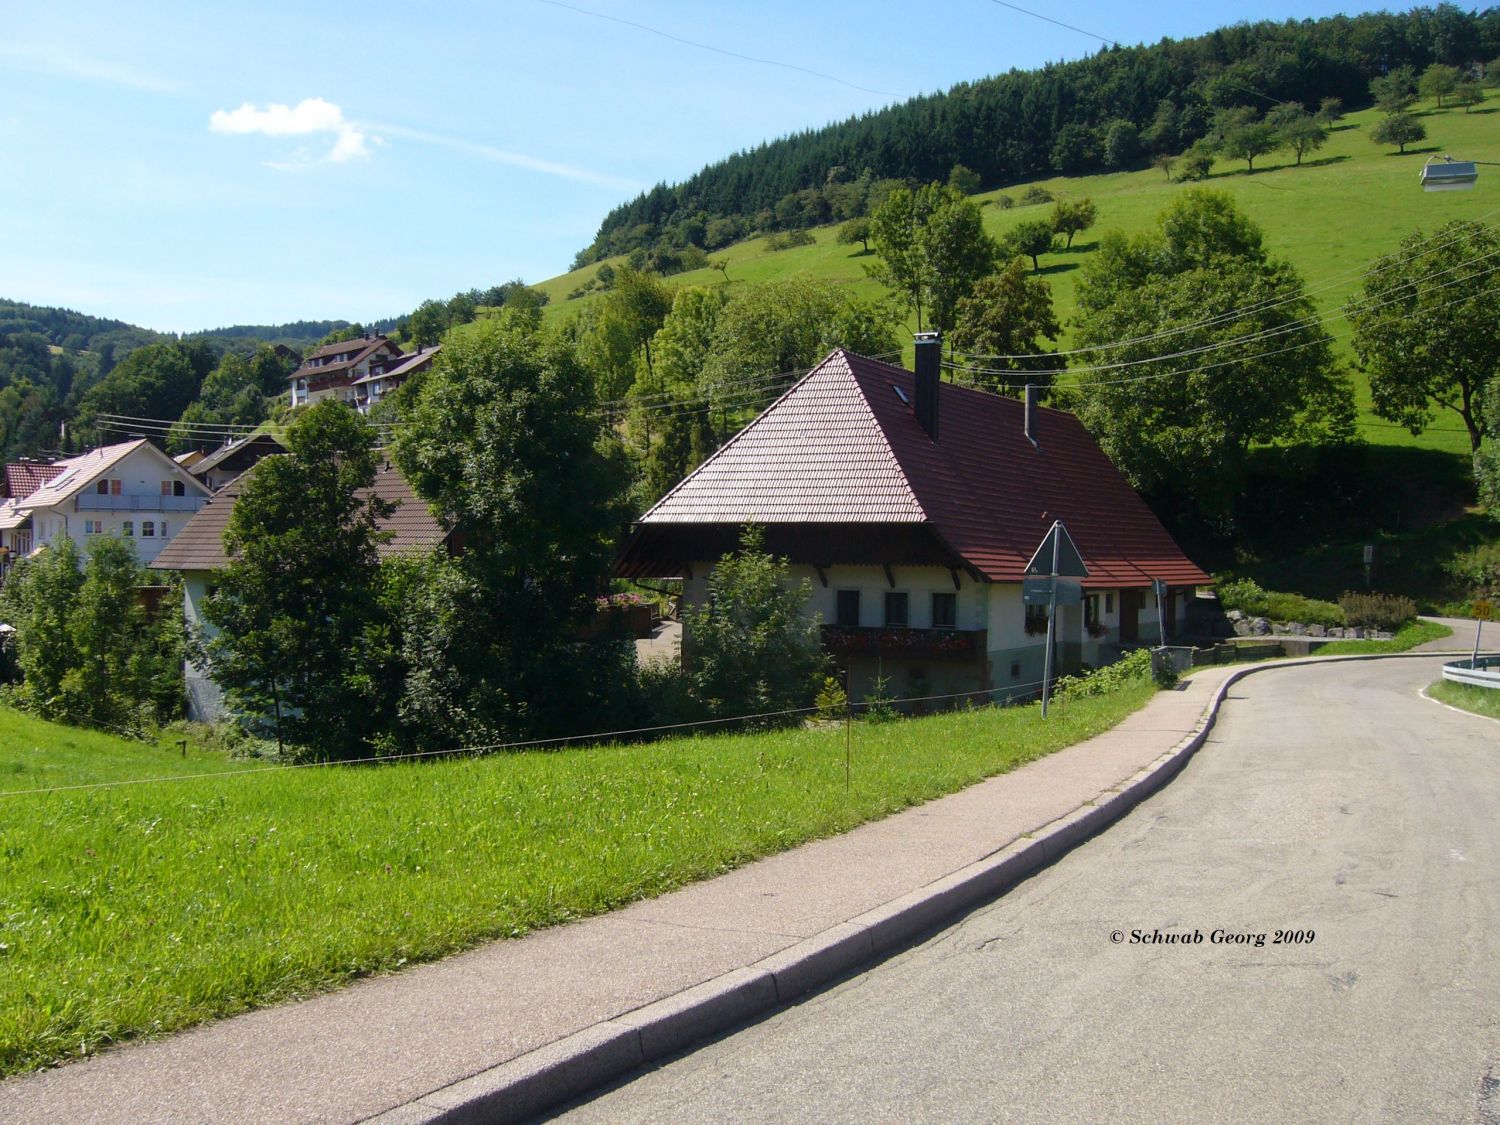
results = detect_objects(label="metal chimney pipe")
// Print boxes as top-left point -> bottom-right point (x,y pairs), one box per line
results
1024,384 -> 1039,448
913,331 -> 940,441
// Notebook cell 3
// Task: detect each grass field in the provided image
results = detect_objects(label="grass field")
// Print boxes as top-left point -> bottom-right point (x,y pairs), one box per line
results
1428,677 -> 1500,720
0,680 -> 1155,1078
534,98 -> 1499,459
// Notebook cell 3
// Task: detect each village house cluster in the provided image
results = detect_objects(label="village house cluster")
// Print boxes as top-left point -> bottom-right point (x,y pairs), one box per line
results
4,334 -> 1208,726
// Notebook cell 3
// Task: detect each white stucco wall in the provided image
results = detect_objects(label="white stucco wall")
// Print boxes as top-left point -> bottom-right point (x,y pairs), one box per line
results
32,447 -> 208,566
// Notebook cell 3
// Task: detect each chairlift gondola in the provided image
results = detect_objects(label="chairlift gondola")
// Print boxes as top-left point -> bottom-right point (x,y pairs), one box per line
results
1421,155 -> 1481,192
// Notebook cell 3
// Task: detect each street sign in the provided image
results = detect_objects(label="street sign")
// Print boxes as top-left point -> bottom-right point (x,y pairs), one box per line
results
1475,601 -> 1494,621
1024,521 -> 1089,579
1023,576 -> 1083,606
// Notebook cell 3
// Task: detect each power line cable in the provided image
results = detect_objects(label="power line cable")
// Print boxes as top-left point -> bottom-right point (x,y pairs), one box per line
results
538,0 -> 911,100
954,209 -> 1500,363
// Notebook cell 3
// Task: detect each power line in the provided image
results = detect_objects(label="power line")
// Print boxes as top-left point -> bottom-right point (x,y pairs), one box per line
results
954,209 -> 1500,363
538,0 -> 911,100
980,0 -> 1116,47
948,252 -> 1500,383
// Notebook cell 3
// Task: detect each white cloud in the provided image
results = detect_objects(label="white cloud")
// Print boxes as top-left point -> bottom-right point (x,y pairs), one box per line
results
209,97 -> 373,165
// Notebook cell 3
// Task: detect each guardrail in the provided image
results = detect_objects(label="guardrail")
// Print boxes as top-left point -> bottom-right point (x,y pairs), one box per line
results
1442,655 -> 1500,689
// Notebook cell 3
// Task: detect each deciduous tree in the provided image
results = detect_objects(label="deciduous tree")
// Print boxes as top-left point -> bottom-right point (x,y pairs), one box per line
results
392,318 -> 633,747
950,259 -> 1061,394
206,401 -> 394,758
868,184 -> 998,332
1348,220 -> 1500,453
1050,198 -> 1097,249
1369,112 -> 1427,153
1073,191 -> 1353,517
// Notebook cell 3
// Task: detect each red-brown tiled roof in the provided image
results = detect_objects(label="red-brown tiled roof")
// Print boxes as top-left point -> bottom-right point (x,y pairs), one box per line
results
148,458 -> 450,572
4,461 -> 63,500
628,350 -> 1209,588
291,337 -> 401,381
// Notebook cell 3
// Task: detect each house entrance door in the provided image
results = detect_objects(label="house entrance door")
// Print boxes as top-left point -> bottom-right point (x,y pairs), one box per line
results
1119,589 -> 1141,644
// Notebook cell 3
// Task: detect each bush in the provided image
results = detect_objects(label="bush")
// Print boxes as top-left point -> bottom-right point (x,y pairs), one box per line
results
815,675 -> 849,721
1018,186 -> 1054,206
1339,591 -> 1418,632
996,194 -> 1015,210
1265,592 -> 1344,628
764,229 -> 816,252
1053,648 -> 1170,701
1215,576 -> 1269,616
1177,153 -> 1214,181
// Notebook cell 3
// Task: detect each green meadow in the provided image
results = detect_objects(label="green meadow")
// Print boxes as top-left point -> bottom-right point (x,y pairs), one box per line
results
0,683 -> 1153,1077
536,99 -> 1499,458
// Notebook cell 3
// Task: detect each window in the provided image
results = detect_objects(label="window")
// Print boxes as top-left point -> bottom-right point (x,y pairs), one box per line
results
836,589 -> 860,628
160,480 -> 187,497
122,521 -> 134,537
96,478 -> 121,495
1024,603 -> 1048,635
884,591 -> 909,628
84,519 -> 103,535
160,521 -> 168,538
931,592 -> 956,629
1105,592 -> 1115,614
141,521 -> 155,538
96,480 -> 108,495
1086,594 -> 1100,628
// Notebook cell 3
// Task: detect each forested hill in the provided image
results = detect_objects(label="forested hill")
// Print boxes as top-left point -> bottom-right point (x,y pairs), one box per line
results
577,5 -> 1499,267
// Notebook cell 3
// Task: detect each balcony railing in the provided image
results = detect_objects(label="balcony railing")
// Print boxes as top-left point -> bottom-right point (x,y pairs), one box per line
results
76,494 -> 207,513
821,625 -> 984,659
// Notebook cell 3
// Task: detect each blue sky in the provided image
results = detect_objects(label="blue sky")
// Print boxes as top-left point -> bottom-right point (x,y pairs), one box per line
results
3,0 -> 1376,333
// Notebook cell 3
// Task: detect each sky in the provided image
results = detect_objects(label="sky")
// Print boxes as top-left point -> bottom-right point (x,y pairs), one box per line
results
2,0 -> 1381,334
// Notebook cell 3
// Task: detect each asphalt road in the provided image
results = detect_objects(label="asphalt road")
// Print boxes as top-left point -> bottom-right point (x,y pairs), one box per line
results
555,656 -> 1500,1124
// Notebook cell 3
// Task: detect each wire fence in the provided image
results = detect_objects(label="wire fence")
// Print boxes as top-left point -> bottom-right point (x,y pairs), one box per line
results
0,672 -> 1069,800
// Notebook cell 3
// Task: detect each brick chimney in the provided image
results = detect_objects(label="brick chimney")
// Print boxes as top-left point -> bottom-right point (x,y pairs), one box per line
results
913,331 -> 940,441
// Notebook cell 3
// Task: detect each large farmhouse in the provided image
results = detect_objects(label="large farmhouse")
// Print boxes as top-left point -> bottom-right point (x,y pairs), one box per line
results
616,337 -> 1210,703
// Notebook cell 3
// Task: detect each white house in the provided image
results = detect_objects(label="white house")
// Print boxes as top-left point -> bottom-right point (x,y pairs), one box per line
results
615,340 -> 1210,706
8,439 -> 211,567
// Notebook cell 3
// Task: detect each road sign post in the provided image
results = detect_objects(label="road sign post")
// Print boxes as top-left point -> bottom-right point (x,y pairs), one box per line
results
1024,521 -> 1089,718
1473,600 -> 1493,669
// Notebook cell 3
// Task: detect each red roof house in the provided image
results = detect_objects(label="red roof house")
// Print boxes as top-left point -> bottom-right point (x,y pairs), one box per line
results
617,338 -> 1209,702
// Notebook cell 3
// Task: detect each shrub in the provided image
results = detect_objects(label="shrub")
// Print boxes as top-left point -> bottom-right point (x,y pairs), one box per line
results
1215,576 -> 1269,616
764,229 -> 816,252
1265,592 -> 1344,628
1339,591 -> 1418,632
996,194 -> 1015,210
1053,647 -> 1169,701
815,675 -> 849,721
860,673 -> 898,723
1018,186 -> 1054,206
1177,153 -> 1214,181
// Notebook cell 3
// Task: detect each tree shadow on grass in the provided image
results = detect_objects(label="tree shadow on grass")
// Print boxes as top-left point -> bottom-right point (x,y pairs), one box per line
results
1385,146 -> 1443,156
1063,239 -> 1100,254
1036,261 -> 1079,277
1296,154 -> 1351,169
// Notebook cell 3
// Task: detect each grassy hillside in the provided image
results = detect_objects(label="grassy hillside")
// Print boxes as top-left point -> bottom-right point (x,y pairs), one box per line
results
0,682 -> 1155,1076
537,99 -> 1498,459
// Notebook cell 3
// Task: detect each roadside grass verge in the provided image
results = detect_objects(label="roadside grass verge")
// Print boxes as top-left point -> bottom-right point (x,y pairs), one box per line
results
1428,679 -> 1500,721
1183,620 -> 1452,676
0,681 -> 1153,1077
1332,619 -> 1451,654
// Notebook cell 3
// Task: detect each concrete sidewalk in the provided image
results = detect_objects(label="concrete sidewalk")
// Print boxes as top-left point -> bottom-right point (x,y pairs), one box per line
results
0,649 -> 1471,1124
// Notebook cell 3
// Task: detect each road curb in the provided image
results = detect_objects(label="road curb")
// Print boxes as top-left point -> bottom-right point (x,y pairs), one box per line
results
370,648 -> 1458,1124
